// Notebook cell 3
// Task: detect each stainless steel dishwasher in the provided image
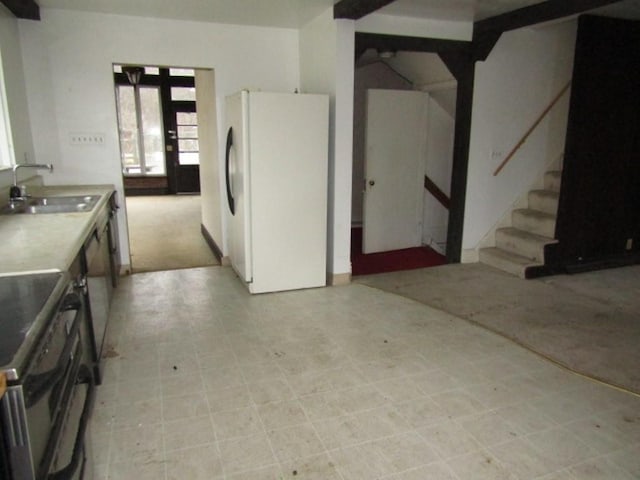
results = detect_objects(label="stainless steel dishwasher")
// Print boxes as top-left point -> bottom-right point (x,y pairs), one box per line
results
82,207 -> 113,384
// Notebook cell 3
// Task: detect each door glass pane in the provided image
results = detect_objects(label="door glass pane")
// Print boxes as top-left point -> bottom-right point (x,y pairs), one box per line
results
116,86 -> 140,174
170,68 -> 194,77
179,139 -> 199,152
179,152 -> 199,165
177,125 -> 198,138
139,87 -> 165,175
176,112 -> 197,124
171,87 -> 196,101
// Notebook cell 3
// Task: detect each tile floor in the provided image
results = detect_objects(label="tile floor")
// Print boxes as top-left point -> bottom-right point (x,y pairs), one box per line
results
89,266 -> 640,480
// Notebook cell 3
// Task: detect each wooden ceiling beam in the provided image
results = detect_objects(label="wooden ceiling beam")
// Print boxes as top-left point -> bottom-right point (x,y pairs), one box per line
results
474,0 -> 623,37
334,0 -> 397,20
0,0 -> 40,20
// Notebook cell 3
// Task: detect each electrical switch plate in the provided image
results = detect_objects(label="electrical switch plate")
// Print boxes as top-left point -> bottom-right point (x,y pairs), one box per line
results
69,132 -> 105,146
626,238 -> 633,250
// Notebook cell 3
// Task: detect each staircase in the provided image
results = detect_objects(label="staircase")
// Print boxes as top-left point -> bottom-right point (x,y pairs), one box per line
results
479,170 -> 561,278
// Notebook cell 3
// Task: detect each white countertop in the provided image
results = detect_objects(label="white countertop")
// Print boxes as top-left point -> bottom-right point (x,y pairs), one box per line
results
0,184 -> 115,275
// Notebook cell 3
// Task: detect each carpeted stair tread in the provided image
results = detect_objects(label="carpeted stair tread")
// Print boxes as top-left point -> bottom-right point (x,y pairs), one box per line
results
512,208 -> 557,238
479,247 -> 541,278
528,189 -> 559,215
495,227 -> 557,262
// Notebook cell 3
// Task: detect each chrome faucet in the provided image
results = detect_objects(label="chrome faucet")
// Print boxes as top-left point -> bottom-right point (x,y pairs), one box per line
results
9,163 -> 54,201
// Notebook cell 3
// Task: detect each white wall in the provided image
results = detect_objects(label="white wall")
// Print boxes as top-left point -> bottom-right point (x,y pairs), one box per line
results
194,69 -> 221,253
0,4 -> 35,188
463,20 -> 577,253
423,95 -> 454,250
18,8 -> 300,265
299,9 -> 355,282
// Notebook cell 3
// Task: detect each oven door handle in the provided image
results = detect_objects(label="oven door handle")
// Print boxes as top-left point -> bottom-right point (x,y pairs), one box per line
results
23,318 -> 79,409
47,373 -> 95,480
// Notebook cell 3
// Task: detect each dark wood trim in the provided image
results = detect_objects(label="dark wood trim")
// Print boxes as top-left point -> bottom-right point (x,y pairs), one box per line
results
1,0 -> 39,20
474,0 -> 623,38
356,32 -> 472,56
424,175 -> 450,210
446,56 -> 475,264
201,224 -> 223,262
334,0 -> 396,19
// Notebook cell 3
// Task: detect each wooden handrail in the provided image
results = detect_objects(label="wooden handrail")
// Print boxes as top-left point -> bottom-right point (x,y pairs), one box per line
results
424,175 -> 450,210
493,81 -> 571,176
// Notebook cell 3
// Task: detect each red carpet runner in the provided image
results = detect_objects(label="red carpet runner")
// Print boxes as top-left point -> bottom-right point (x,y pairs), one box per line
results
351,227 -> 447,276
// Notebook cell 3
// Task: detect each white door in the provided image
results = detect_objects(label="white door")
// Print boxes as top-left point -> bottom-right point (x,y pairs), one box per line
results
363,89 -> 428,254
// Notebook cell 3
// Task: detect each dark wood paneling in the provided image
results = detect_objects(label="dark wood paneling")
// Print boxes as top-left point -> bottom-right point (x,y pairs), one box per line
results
556,15 -> 640,270
334,0 -> 396,19
0,0 -> 39,20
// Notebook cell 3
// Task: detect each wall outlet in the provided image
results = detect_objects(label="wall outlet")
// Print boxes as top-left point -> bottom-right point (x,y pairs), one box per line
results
69,132 -> 105,146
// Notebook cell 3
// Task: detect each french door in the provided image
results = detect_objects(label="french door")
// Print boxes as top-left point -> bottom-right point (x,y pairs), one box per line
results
166,100 -> 200,194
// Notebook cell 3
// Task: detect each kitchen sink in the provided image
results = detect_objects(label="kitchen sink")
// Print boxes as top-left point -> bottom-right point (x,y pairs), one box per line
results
1,195 -> 101,215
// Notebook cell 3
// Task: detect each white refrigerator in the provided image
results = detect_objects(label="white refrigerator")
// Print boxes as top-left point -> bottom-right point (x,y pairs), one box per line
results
224,90 -> 329,293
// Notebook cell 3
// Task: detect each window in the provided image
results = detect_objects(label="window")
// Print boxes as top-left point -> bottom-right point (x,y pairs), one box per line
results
176,112 -> 199,165
115,85 -> 165,175
0,48 -> 15,168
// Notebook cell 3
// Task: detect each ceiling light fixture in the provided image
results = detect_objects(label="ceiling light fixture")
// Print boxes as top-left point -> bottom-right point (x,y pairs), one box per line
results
122,66 -> 144,86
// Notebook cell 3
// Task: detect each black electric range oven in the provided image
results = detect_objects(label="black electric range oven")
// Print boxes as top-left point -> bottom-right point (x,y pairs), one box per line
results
0,272 -> 94,480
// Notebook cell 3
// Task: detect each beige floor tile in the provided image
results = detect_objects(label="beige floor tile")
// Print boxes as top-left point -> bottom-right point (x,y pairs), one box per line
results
89,267 -> 638,480
417,419 -> 482,460
394,396 -> 449,428
429,388 -> 487,418
112,398 -> 162,429
257,399 -> 308,430
217,432 -> 276,474
163,414 -> 216,452
384,461 -> 458,480
458,410 -> 520,447
107,460 -> 165,480
447,450 -> 518,480
280,453 -> 343,479
109,423 -> 163,465
162,392 -> 209,422
165,443 -> 224,480
267,423 -> 326,462
526,427 -> 598,471
247,377 -> 296,404
160,371 -> 204,398
226,464 -> 284,480
568,457 -> 636,480
211,405 -> 264,439
372,431 -> 439,472
206,384 -> 254,413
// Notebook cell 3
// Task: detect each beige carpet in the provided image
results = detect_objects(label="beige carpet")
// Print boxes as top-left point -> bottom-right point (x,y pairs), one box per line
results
357,263 -> 640,395
125,195 -> 219,273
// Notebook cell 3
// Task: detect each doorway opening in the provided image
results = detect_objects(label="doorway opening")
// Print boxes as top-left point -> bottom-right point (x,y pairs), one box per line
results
114,64 -> 200,195
113,64 -> 220,273
351,49 -> 456,275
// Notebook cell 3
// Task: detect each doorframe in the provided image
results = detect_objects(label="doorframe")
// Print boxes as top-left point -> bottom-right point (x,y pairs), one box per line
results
114,67 -> 197,195
354,33 -> 475,263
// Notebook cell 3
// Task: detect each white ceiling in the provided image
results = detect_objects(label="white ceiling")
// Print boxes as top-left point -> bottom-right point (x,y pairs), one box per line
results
36,0 -> 640,28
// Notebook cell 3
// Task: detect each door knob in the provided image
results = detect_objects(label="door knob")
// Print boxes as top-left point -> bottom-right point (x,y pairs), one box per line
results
369,180 -> 375,186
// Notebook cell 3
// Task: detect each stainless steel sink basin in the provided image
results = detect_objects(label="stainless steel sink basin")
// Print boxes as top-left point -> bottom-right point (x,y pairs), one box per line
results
1,195 -> 101,215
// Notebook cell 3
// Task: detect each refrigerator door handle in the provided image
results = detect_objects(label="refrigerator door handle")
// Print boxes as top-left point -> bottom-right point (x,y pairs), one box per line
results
225,126 -> 236,215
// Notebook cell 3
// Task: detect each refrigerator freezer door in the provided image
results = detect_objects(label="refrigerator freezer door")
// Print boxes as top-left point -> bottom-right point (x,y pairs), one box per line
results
247,92 -> 329,293
225,91 -> 252,283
